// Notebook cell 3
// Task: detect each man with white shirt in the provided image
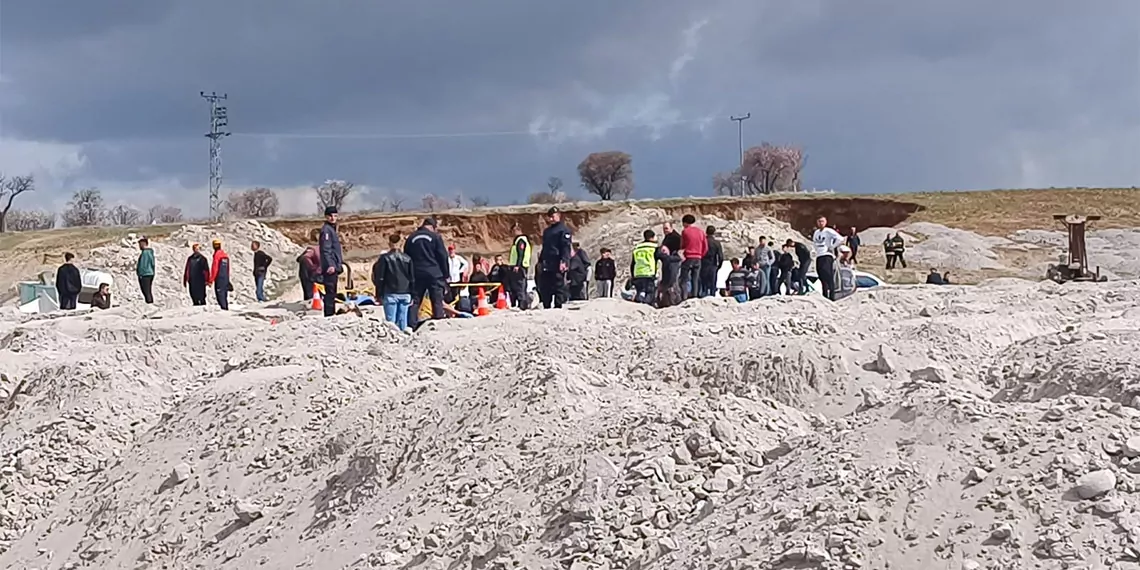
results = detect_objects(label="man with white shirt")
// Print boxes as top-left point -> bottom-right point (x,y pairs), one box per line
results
447,245 -> 470,283
811,216 -> 844,301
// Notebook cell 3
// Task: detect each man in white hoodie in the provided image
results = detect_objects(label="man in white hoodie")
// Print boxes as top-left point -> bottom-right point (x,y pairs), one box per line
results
811,216 -> 844,301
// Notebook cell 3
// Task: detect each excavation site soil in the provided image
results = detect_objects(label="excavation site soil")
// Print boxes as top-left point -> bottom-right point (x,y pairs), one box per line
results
3,189 -> 1140,569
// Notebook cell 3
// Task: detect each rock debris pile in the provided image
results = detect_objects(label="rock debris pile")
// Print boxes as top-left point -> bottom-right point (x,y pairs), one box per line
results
2,278 -> 1140,568
84,220 -> 302,307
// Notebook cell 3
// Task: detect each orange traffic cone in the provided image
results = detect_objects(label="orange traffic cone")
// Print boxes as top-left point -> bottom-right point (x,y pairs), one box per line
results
311,284 -> 323,311
476,287 -> 492,316
495,285 -> 508,310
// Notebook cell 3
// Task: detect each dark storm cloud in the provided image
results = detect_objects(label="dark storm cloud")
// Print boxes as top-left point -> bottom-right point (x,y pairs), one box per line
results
1,0 -> 1137,213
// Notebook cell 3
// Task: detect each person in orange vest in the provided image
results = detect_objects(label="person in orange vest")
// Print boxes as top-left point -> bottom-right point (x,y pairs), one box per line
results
207,239 -> 231,310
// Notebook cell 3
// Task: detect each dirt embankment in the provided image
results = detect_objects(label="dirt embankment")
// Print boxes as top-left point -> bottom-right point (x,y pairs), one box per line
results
268,196 -> 922,257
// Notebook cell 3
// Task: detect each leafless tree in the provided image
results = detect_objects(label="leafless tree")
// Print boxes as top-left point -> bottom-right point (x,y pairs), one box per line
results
61,188 -> 105,227
106,204 -> 142,226
547,177 -> 563,193
712,170 -> 743,196
0,174 -> 35,233
316,179 -> 355,213
226,187 -> 280,218
5,209 -> 54,231
578,151 -> 633,200
739,143 -> 805,195
147,205 -> 183,224
389,197 -> 406,212
469,195 -> 491,207
421,194 -> 451,212
527,191 -> 566,204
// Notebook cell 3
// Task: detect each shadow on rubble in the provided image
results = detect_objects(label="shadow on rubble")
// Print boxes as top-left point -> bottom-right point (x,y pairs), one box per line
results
305,454 -> 381,535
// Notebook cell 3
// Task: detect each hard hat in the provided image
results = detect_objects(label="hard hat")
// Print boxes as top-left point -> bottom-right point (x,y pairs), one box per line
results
212,239 -> 222,247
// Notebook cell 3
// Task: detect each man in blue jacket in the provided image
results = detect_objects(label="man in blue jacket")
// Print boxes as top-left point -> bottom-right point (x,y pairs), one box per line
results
404,217 -> 450,328
538,207 -> 573,309
319,206 -> 343,317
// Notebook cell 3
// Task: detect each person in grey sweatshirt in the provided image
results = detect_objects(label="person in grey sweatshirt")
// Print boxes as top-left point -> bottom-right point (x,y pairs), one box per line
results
752,237 -> 776,296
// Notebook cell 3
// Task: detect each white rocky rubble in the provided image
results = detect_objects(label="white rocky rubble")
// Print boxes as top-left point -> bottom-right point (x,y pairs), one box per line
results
0,278 -> 1139,569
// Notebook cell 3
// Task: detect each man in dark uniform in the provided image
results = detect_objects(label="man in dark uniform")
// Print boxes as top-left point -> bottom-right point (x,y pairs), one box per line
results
183,243 -> 210,306
319,206 -> 344,317
404,217 -> 450,327
538,206 -> 572,309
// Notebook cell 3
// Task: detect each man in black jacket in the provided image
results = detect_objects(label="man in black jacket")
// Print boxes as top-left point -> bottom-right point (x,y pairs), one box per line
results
790,239 -> 812,294
251,240 -> 273,302
661,222 -> 682,255
538,207 -> 572,309
404,217 -> 450,327
567,242 -> 590,301
183,244 -> 210,306
55,252 -> 82,310
373,233 -> 416,331
319,206 -> 344,317
700,226 -> 724,298
594,248 -> 616,297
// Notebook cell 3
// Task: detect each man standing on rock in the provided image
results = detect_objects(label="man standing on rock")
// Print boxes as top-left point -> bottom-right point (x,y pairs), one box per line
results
55,252 -> 82,310
251,241 -> 273,302
183,243 -> 210,306
507,223 -> 531,309
567,242 -> 590,301
753,236 -> 775,297
297,229 -> 321,301
846,227 -> 861,264
812,216 -> 844,301
538,207 -> 572,309
319,206 -> 344,317
678,214 -> 707,300
700,226 -> 723,298
208,239 -> 231,310
405,217 -> 450,327
629,230 -> 659,305
136,237 -> 156,304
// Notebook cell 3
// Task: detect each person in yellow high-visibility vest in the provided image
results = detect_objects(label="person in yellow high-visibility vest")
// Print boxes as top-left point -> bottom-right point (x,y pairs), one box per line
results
506,223 -> 532,309
629,229 -> 660,305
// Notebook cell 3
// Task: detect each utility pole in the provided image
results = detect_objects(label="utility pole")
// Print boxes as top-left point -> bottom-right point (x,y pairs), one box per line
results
730,113 -> 751,196
200,91 -> 231,222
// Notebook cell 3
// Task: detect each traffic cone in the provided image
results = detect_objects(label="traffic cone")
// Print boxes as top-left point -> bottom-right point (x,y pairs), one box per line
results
495,285 -> 508,310
311,284 -> 323,311
476,287 -> 491,316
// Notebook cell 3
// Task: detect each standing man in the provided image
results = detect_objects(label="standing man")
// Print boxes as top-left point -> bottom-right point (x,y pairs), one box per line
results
594,248 -> 616,298
846,227 -> 861,264
811,216 -> 844,301
790,239 -> 812,294
890,233 -> 907,269
55,252 -> 82,310
753,236 -> 775,297
538,207 -> 572,309
183,243 -> 210,306
700,226 -> 724,298
298,228 -> 321,301
319,206 -> 343,317
630,230 -> 659,305
208,239 -> 231,310
373,232 -> 415,331
678,214 -> 707,300
661,222 -> 682,256
136,237 -> 156,304
883,233 -> 896,269
447,245 -> 470,284
251,241 -> 273,302
405,217 -> 450,327
507,223 -> 531,309
567,242 -> 590,301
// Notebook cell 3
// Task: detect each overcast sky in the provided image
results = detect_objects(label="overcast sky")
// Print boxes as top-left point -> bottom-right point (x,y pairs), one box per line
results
1,0 -> 1138,215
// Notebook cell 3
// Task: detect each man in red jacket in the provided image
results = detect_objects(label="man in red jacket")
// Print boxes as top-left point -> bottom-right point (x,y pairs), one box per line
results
678,214 -> 708,300
207,239 -> 232,310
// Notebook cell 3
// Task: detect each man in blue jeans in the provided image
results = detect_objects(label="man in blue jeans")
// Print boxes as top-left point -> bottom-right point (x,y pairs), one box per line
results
372,232 -> 415,331
251,240 -> 273,302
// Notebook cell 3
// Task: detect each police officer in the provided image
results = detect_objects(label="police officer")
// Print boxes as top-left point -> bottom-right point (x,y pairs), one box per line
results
319,206 -> 343,317
538,207 -> 573,309
630,229 -> 659,305
404,217 -> 450,327
507,223 -> 531,309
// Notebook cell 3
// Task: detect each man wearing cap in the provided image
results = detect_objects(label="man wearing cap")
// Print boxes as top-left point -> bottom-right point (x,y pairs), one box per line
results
319,206 -> 344,317
538,206 -> 573,309
207,239 -> 231,310
404,217 -> 450,327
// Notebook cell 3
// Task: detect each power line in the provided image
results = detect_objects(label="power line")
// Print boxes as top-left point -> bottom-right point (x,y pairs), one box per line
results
201,91 -> 231,222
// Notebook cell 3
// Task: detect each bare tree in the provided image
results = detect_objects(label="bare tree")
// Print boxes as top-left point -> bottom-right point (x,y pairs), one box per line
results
421,194 -> 451,212
0,175 -> 35,233
527,191 -> 566,204
547,176 -> 563,193
389,197 -> 406,212
5,209 -> 54,231
226,187 -> 280,218
578,151 -> 633,200
61,188 -> 105,227
316,179 -> 355,213
147,204 -> 183,224
739,143 -> 805,195
712,170 -> 743,196
106,204 -> 142,226
469,195 -> 491,207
